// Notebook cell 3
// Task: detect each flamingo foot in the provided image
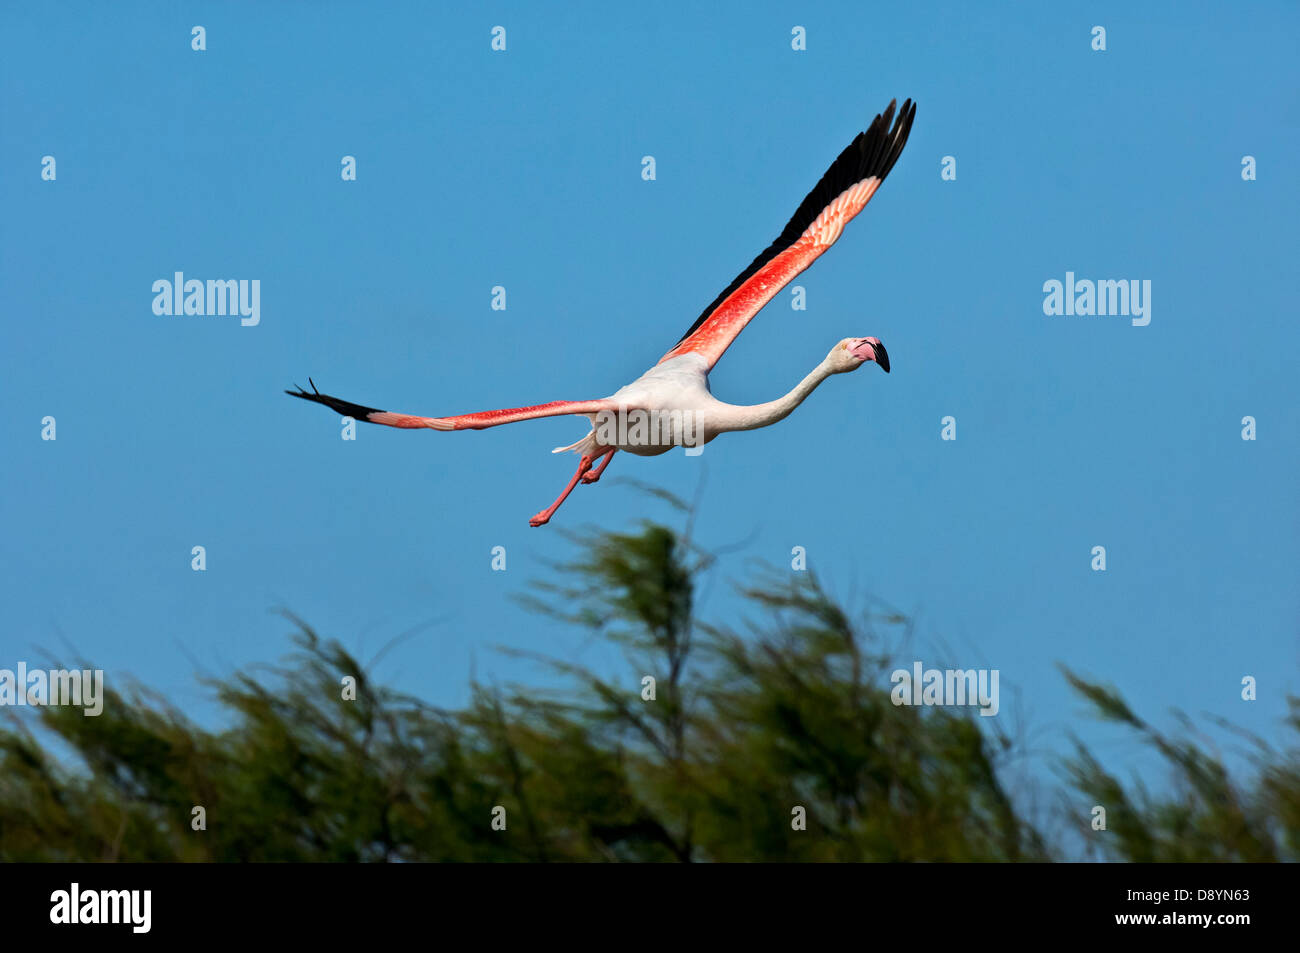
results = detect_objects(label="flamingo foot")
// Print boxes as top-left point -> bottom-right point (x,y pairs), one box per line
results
528,454 -> 593,528
580,449 -> 616,484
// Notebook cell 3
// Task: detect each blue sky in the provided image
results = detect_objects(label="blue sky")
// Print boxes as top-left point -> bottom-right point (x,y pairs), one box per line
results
3,1 -> 1297,819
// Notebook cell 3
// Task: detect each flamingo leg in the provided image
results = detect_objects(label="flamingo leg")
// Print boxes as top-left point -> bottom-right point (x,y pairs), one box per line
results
581,448 -> 617,484
529,454 -> 594,527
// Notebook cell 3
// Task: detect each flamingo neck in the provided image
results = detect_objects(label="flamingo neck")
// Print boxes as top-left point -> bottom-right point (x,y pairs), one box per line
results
720,360 -> 835,432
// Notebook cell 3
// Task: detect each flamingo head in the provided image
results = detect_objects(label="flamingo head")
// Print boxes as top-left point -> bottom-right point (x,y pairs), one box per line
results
829,336 -> 890,374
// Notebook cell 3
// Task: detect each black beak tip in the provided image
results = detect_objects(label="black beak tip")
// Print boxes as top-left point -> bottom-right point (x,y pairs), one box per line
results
874,342 -> 890,373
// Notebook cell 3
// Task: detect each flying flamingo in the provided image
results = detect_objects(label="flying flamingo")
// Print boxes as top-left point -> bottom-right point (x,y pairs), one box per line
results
289,98 -> 915,526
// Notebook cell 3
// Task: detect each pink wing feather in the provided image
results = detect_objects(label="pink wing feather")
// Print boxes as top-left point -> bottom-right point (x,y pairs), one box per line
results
286,381 -> 614,431
661,99 -> 915,371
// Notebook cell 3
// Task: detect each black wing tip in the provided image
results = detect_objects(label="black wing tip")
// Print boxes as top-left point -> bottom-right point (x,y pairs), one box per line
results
784,95 -> 917,240
284,377 -> 319,399
857,97 -> 916,183
285,379 -> 385,420
878,98 -> 917,180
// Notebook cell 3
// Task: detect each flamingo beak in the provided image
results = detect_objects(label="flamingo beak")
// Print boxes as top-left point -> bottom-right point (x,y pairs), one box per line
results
872,340 -> 890,373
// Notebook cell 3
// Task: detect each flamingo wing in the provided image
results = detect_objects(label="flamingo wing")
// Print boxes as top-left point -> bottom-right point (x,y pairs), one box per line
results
660,98 -> 915,370
286,380 -> 615,431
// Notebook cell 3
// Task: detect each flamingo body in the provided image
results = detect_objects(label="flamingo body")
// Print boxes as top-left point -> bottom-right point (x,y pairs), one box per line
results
569,354 -> 717,458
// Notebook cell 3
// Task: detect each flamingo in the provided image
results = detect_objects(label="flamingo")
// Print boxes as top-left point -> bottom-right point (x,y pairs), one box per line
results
289,98 -> 915,527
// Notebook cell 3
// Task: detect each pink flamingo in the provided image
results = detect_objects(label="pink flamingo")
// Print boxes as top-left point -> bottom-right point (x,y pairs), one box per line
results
290,98 -> 915,526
